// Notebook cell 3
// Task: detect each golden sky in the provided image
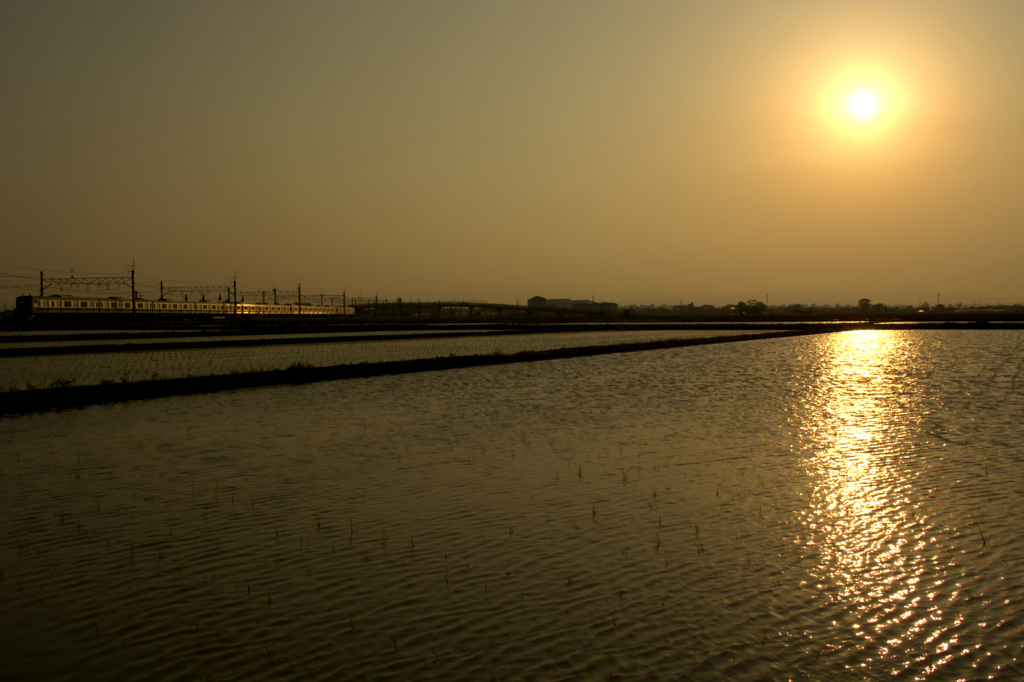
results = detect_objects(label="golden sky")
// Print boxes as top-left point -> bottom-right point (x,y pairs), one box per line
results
2,1 -> 1021,306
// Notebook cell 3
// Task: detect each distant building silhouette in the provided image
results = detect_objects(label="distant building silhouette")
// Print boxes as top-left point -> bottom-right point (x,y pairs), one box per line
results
529,295 -> 618,314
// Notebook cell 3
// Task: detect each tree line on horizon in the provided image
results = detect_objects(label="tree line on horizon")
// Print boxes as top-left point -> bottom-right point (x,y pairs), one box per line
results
622,299 -> 1023,317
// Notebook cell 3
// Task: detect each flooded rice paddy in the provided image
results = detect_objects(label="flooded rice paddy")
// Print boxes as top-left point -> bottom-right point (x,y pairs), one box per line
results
0,329 -> 766,390
1,329 -> 1022,680
0,329 -> 503,351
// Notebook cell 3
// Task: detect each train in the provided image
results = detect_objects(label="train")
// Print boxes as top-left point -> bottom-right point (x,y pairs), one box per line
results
15,294 -> 352,317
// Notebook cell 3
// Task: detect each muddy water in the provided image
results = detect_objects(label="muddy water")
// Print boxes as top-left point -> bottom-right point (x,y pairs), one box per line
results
1,329 -> 1022,680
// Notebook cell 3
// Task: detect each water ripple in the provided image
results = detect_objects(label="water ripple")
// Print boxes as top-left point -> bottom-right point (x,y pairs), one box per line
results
0,329 -> 1021,680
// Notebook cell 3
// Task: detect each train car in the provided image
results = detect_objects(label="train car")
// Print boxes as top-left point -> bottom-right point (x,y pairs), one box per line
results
15,294 -> 351,317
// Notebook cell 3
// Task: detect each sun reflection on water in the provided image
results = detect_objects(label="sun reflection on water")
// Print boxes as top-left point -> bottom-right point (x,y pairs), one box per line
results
797,330 -> 957,675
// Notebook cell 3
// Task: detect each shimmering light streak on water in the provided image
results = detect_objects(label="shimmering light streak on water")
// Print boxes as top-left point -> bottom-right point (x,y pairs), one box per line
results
0,330 -> 1021,681
790,331 -> 1024,679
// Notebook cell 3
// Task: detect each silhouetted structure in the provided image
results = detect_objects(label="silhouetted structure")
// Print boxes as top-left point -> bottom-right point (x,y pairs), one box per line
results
528,296 -> 618,314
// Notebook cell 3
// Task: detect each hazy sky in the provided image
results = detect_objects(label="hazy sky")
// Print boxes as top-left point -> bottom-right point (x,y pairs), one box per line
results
2,1 -> 1021,307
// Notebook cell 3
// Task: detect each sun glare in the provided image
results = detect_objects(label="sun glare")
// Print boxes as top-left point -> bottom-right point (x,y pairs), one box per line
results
806,59 -> 912,155
849,91 -> 877,117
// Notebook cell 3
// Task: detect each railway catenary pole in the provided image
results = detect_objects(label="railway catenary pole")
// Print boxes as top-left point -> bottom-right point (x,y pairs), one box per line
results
298,282 -> 302,316
273,288 -> 277,305
233,276 -> 238,316
39,271 -> 43,297
131,263 -> 136,317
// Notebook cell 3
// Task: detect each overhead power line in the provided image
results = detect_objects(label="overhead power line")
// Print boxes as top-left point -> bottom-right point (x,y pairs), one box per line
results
45,276 -> 133,291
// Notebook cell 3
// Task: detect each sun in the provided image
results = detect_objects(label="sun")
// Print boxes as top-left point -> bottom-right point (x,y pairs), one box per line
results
807,57 -> 915,156
849,91 -> 877,117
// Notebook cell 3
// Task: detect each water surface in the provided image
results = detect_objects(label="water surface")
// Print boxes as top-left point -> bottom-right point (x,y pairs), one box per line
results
1,329 -> 1021,680
0,329 -> 767,389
